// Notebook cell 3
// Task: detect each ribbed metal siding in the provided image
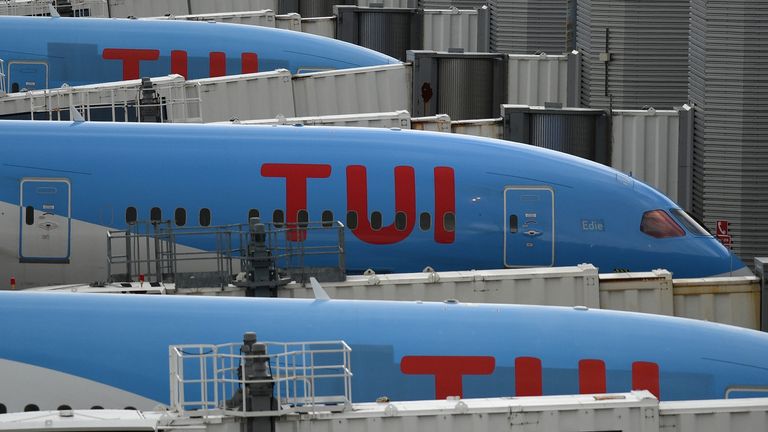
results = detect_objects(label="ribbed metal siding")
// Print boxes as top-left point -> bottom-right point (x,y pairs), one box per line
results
300,0 -> 354,17
437,58 -> 494,120
611,110 -> 680,203
529,113 -> 596,160
575,0 -> 688,110
507,54 -> 568,106
357,0 -> 412,7
422,9 -> 479,52
489,0 -> 568,54
689,0 -> 768,267
358,11 -> 414,60
188,0 -> 277,14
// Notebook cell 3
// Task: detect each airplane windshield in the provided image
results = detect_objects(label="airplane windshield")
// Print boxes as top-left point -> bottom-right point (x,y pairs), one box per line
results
670,208 -> 711,236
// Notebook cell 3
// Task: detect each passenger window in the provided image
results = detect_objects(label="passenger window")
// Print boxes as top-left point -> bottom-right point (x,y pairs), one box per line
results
57,404 -> 72,411
346,211 -> 358,230
24,404 -> 39,412
509,215 -> 518,233
272,209 -> 284,228
322,210 -> 334,228
395,211 -> 407,231
11,83 -> 19,93
640,210 -> 685,238
670,208 -> 710,235
25,205 -> 34,225
0,403 -> 5,414
370,211 -> 383,230
91,405 -> 104,410
125,206 -> 137,224
297,209 -> 309,228
248,208 -> 260,221
199,208 -> 211,227
150,207 -> 162,222
124,406 -> 137,410
444,212 -> 456,232
174,208 -> 186,226
420,212 -> 431,231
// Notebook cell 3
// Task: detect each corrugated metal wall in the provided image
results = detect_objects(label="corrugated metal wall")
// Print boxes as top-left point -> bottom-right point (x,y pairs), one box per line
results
690,0 -> 768,268
232,110 -> 412,128
673,277 -> 761,330
529,112 -> 596,160
437,58 -> 495,120
611,109 -> 681,203
422,9 -> 479,52
489,0 -> 568,54
292,63 -> 411,116
575,0 -> 689,110
145,10 -> 276,26
107,0 -> 278,17
507,54 -> 568,106
189,70 -> 295,122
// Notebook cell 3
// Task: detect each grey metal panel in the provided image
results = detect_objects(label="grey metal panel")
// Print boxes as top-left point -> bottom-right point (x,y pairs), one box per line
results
144,10 -> 277,27
611,109 -> 681,203
301,0 -> 354,17
188,0 -> 278,14
422,9 -> 479,52
530,112 -> 596,160
673,277 -> 762,330
107,0 -> 188,18
502,105 -> 609,165
357,0 -> 413,7
275,13 -> 302,31
232,110 -> 412,128
598,270 -> 674,316
575,0 -> 689,110
689,0 -> 768,268
301,17 -> 336,38
292,63 -> 411,116
507,53 -> 568,107
359,9 -> 416,59
437,57 -> 494,120
189,69 -> 295,122
281,265 -> 601,307
451,118 -> 503,139
489,0 -> 569,55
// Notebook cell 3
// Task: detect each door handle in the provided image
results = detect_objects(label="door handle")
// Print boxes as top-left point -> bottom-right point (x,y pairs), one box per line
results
524,230 -> 542,237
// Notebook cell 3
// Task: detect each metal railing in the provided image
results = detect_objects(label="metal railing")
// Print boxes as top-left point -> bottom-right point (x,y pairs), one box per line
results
17,76 -> 202,122
169,340 -> 353,417
0,0 -> 107,17
106,219 -> 346,287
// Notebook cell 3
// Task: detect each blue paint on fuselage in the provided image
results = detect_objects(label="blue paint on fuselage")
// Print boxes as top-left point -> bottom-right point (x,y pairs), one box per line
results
0,16 -> 398,89
0,120 -> 745,278
1,292 -> 767,403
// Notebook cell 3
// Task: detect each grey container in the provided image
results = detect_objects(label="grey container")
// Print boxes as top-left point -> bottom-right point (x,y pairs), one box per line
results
575,0 -> 689,110
437,58 -> 495,120
689,0 -> 768,267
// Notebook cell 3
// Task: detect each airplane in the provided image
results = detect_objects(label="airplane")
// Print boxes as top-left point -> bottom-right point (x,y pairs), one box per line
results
0,291 -> 767,414
0,16 -> 398,93
0,120 -> 750,289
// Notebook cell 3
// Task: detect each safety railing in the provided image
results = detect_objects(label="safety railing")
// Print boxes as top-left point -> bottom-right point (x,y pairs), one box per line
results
21,76 -> 202,123
106,219 -> 346,287
0,0 -> 107,17
169,339 -> 353,417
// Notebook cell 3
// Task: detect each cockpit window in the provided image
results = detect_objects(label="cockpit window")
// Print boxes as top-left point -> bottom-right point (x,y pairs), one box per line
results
670,208 -> 711,236
640,210 -> 685,239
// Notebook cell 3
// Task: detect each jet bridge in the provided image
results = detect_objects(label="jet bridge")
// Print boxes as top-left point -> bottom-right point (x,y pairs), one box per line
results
106,217 -> 346,296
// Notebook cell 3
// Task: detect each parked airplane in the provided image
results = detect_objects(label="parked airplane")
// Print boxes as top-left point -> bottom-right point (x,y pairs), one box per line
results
0,120 -> 749,288
0,16 -> 397,92
1,291 -> 767,413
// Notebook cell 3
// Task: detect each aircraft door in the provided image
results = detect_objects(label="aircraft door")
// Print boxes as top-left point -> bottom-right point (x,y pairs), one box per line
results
8,61 -> 48,92
19,179 -> 71,263
504,187 -> 554,267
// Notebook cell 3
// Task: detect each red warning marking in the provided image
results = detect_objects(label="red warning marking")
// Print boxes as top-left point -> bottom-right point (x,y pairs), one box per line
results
209,52 -> 226,77
242,52 -> 259,74
515,357 -> 543,396
632,361 -> 660,399
400,355 -> 495,399
578,359 -> 606,394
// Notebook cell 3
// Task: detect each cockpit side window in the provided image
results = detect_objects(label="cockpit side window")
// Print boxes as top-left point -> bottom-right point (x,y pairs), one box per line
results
640,210 -> 685,239
670,208 -> 711,236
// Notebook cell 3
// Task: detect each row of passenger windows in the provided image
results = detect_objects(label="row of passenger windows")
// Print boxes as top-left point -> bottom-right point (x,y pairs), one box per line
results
0,403 -> 136,413
124,207 -> 455,232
